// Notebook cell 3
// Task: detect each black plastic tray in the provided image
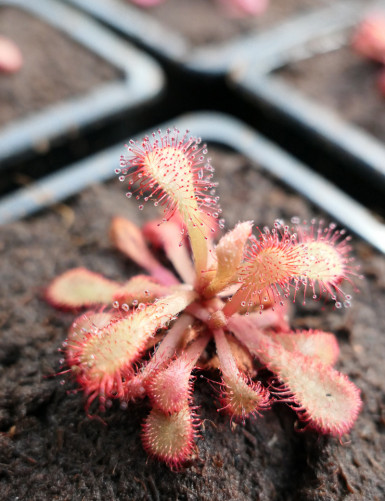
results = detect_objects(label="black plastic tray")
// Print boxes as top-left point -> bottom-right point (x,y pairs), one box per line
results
0,0 -> 164,168
230,0 -> 385,189
1,111 -> 384,254
62,0 -> 362,76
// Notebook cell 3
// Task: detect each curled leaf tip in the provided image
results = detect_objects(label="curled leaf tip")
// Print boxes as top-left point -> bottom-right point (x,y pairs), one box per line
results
142,406 -> 197,469
220,373 -> 270,421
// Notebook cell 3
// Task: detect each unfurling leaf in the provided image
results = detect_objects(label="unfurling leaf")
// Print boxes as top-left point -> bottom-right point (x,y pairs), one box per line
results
204,221 -> 253,297
142,219 -> 196,284
110,217 -> 179,286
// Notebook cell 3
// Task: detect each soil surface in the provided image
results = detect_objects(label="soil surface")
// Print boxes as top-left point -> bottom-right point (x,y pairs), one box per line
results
278,40 -> 385,144
0,6 -> 120,128
130,0 -> 333,46
0,148 -> 384,500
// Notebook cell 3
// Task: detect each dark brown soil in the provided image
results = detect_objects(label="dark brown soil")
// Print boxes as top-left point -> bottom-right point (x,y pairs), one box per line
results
0,6 -> 120,128
130,0 -> 333,46
0,148 -> 385,500
278,42 -> 385,143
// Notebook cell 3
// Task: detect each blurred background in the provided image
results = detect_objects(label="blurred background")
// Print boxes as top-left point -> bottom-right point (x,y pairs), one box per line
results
1,0 -> 385,226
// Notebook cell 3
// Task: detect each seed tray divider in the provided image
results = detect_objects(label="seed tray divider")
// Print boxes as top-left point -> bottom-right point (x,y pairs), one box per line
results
0,0 -> 164,166
63,0 -> 362,76
230,0 -> 385,188
1,112 -> 384,254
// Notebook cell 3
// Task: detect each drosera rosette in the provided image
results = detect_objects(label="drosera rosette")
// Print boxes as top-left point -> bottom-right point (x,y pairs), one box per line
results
47,127 -> 362,469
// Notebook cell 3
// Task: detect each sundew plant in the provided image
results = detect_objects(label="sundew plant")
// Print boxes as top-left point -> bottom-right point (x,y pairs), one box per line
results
47,129 -> 362,469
